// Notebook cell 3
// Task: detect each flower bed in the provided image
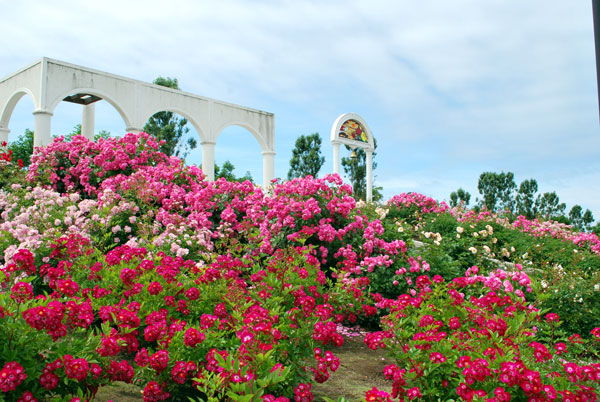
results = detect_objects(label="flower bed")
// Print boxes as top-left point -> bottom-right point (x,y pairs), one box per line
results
0,134 -> 599,401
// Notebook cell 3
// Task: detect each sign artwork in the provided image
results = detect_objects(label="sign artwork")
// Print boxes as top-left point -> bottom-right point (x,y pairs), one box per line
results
338,119 -> 368,143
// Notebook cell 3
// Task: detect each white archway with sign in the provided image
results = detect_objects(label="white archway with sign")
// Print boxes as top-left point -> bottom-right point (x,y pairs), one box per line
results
330,113 -> 375,202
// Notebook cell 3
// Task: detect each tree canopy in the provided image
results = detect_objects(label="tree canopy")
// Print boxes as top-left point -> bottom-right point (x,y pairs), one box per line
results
569,205 -> 595,232
449,188 -> 471,207
215,160 -> 253,183
477,171 -> 517,213
452,170 -> 596,232
341,141 -> 382,202
516,178 -> 538,219
143,77 -> 197,159
287,133 -> 325,179
536,191 -> 567,220
8,129 -> 33,167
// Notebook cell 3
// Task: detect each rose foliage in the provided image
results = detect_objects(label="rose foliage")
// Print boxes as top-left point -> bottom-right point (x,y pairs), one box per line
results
0,133 -> 598,402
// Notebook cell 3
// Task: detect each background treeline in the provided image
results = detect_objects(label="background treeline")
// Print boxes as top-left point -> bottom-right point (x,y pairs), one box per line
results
450,171 -> 597,233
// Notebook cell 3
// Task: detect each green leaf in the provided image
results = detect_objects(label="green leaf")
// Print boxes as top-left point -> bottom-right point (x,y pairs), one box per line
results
237,394 -> 254,402
226,391 -> 254,402
214,352 -> 226,366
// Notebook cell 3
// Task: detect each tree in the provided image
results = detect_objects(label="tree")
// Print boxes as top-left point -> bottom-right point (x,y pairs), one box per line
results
566,205 -> 594,232
8,129 -> 33,167
569,205 -> 583,230
341,141 -> 383,202
63,124 -> 111,141
215,160 -> 253,183
582,209 -> 595,232
536,191 -> 566,219
592,222 -> 600,236
143,77 -> 197,159
449,188 -> 471,207
287,133 -> 325,179
477,171 -> 517,213
516,178 -> 538,219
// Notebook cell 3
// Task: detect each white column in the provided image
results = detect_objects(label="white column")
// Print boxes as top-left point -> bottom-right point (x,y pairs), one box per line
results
33,110 -> 53,147
262,150 -> 276,187
0,127 -> 9,143
81,103 -> 95,140
332,142 -> 340,175
201,140 -> 216,181
366,149 -> 373,203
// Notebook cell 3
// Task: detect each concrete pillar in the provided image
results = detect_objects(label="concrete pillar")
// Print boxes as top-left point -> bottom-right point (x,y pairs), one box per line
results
332,142 -> 340,175
33,110 -> 53,147
201,140 -> 216,181
81,103 -> 95,140
0,127 -> 9,143
366,150 -> 373,203
262,150 -> 276,187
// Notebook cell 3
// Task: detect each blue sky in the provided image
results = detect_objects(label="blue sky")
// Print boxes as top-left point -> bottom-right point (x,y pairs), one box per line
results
1,0 -> 599,222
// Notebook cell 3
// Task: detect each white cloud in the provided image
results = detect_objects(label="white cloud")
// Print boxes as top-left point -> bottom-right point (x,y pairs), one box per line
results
1,0 -> 598,220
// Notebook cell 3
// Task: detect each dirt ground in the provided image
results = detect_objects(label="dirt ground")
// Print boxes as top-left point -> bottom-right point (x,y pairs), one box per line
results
95,381 -> 143,402
94,335 -> 391,402
312,336 -> 393,400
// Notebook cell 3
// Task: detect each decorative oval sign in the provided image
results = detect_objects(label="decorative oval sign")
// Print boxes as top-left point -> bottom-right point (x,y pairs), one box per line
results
338,119 -> 368,143
330,113 -> 374,150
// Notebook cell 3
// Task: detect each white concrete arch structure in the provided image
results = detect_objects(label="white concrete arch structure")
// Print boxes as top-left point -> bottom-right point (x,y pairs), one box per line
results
0,58 -> 276,184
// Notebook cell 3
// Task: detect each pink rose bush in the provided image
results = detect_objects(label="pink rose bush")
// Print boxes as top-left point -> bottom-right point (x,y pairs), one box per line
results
0,132 -> 598,401
27,133 -> 170,196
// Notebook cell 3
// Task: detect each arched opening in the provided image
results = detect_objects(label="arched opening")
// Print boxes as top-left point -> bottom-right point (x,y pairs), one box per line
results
50,98 -> 127,139
91,100 -> 127,138
3,92 -> 36,144
48,88 -> 133,140
211,125 -> 264,183
140,109 -> 202,163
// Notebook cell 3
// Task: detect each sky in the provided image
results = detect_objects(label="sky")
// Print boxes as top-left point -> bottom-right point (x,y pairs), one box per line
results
1,0 -> 599,222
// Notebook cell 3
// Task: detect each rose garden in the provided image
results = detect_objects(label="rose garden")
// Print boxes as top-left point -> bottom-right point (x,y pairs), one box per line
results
0,132 -> 599,401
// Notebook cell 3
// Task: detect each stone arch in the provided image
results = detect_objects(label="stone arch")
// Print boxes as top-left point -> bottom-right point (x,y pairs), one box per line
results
48,87 -> 134,130
139,106 -> 207,141
0,88 -> 37,129
212,121 -> 274,187
214,121 -> 268,152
